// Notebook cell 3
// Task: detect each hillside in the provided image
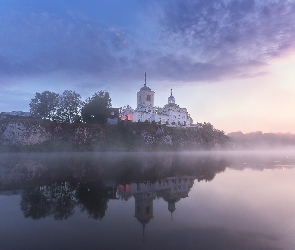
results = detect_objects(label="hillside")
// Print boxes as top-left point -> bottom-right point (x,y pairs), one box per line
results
228,131 -> 295,149
0,119 -> 229,152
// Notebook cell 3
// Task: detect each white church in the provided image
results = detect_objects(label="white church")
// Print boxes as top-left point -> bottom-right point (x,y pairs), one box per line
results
121,74 -> 193,126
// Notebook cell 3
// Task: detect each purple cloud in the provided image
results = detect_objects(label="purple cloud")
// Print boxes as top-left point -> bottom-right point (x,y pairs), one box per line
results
159,0 -> 295,64
1,0 -> 295,88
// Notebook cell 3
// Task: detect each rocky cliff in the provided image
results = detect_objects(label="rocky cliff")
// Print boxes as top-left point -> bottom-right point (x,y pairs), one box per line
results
0,119 -> 229,151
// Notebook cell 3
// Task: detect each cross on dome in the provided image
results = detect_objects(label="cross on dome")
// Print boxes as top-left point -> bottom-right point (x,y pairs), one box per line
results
140,72 -> 151,91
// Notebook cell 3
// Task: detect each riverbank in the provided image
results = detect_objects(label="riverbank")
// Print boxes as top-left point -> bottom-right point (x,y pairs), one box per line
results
0,119 -> 229,152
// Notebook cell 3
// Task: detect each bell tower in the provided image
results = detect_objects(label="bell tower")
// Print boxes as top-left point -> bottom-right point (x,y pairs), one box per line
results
137,73 -> 155,108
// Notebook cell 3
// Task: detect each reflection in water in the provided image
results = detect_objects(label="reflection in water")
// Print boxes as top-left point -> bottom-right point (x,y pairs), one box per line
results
1,152 -> 295,249
20,182 -> 76,220
0,152 -> 227,221
19,181 -> 117,221
18,175 -> 197,242
118,176 -> 195,218
76,182 -> 110,220
18,177 -> 197,221
117,176 -> 195,241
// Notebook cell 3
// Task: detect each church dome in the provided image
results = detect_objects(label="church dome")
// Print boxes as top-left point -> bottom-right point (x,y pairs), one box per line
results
168,95 -> 175,102
136,217 -> 151,225
168,89 -> 175,104
140,85 -> 151,91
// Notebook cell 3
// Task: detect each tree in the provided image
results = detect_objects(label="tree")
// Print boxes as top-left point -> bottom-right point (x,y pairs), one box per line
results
29,91 -> 59,120
56,90 -> 83,123
81,91 -> 112,124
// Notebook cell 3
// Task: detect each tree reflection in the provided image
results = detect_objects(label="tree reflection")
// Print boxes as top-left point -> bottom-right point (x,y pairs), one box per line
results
21,188 -> 51,220
76,182 -> 108,220
4,152 -> 231,220
20,182 -> 76,220
49,182 -> 76,220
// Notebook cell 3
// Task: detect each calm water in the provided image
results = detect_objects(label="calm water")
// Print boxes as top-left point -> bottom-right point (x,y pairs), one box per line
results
0,151 -> 294,250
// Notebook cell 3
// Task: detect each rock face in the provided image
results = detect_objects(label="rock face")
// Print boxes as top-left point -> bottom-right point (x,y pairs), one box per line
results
1,122 -> 51,146
0,119 -> 229,150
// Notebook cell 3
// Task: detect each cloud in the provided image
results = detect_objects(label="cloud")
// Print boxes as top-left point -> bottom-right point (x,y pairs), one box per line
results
1,1 -> 295,87
0,12 -> 135,82
159,0 -> 295,64
148,0 -> 295,83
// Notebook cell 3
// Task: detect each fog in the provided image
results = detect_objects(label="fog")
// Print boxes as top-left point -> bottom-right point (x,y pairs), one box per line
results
1,150 -> 295,189
1,150 -> 294,250
228,131 -> 295,150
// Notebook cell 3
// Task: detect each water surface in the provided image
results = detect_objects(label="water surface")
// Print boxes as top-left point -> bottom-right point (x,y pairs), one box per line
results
0,151 -> 294,250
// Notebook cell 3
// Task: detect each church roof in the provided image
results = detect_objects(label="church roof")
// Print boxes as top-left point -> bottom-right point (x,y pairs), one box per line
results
135,217 -> 151,225
168,96 -> 175,102
140,85 -> 151,91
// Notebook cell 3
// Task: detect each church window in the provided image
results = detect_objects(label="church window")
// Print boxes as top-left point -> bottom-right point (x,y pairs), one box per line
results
146,95 -> 151,101
139,95 -> 141,101
111,111 -> 114,116
137,184 -> 141,191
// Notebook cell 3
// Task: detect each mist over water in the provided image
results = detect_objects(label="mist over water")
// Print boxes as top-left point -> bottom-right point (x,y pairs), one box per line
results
0,151 -> 294,250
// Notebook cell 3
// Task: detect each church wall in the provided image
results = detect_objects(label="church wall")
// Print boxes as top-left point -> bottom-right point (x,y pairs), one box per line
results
130,110 -> 190,125
128,176 -> 195,197
122,82 -> 192,126
137,89 -> 155,108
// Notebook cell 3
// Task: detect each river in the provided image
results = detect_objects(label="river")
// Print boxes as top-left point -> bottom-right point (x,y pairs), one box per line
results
0,151 -> 294,250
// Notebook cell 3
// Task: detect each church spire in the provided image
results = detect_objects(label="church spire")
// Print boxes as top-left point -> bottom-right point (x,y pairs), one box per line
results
144,72 -> 147,87
168,88 -> 175,104
142,223 -> 145,243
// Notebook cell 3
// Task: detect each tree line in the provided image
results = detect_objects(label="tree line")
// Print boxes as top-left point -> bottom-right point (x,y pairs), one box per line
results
29,90 -> 112,124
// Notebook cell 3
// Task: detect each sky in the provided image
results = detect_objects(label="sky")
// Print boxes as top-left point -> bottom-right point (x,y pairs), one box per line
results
1,0 -> 295,134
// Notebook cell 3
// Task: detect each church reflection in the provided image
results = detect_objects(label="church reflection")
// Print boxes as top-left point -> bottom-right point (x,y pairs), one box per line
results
0,152 -> 230,224
117,176 -> 195,237
15,175 -> 196,224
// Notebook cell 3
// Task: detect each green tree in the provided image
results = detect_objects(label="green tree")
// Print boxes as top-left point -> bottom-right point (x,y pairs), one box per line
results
81,91 -> 111,124
29,91 -> 59,120
56,90 -> 83,123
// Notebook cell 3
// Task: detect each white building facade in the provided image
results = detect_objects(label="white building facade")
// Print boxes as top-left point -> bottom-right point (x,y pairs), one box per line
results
122,75 -> 193,126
